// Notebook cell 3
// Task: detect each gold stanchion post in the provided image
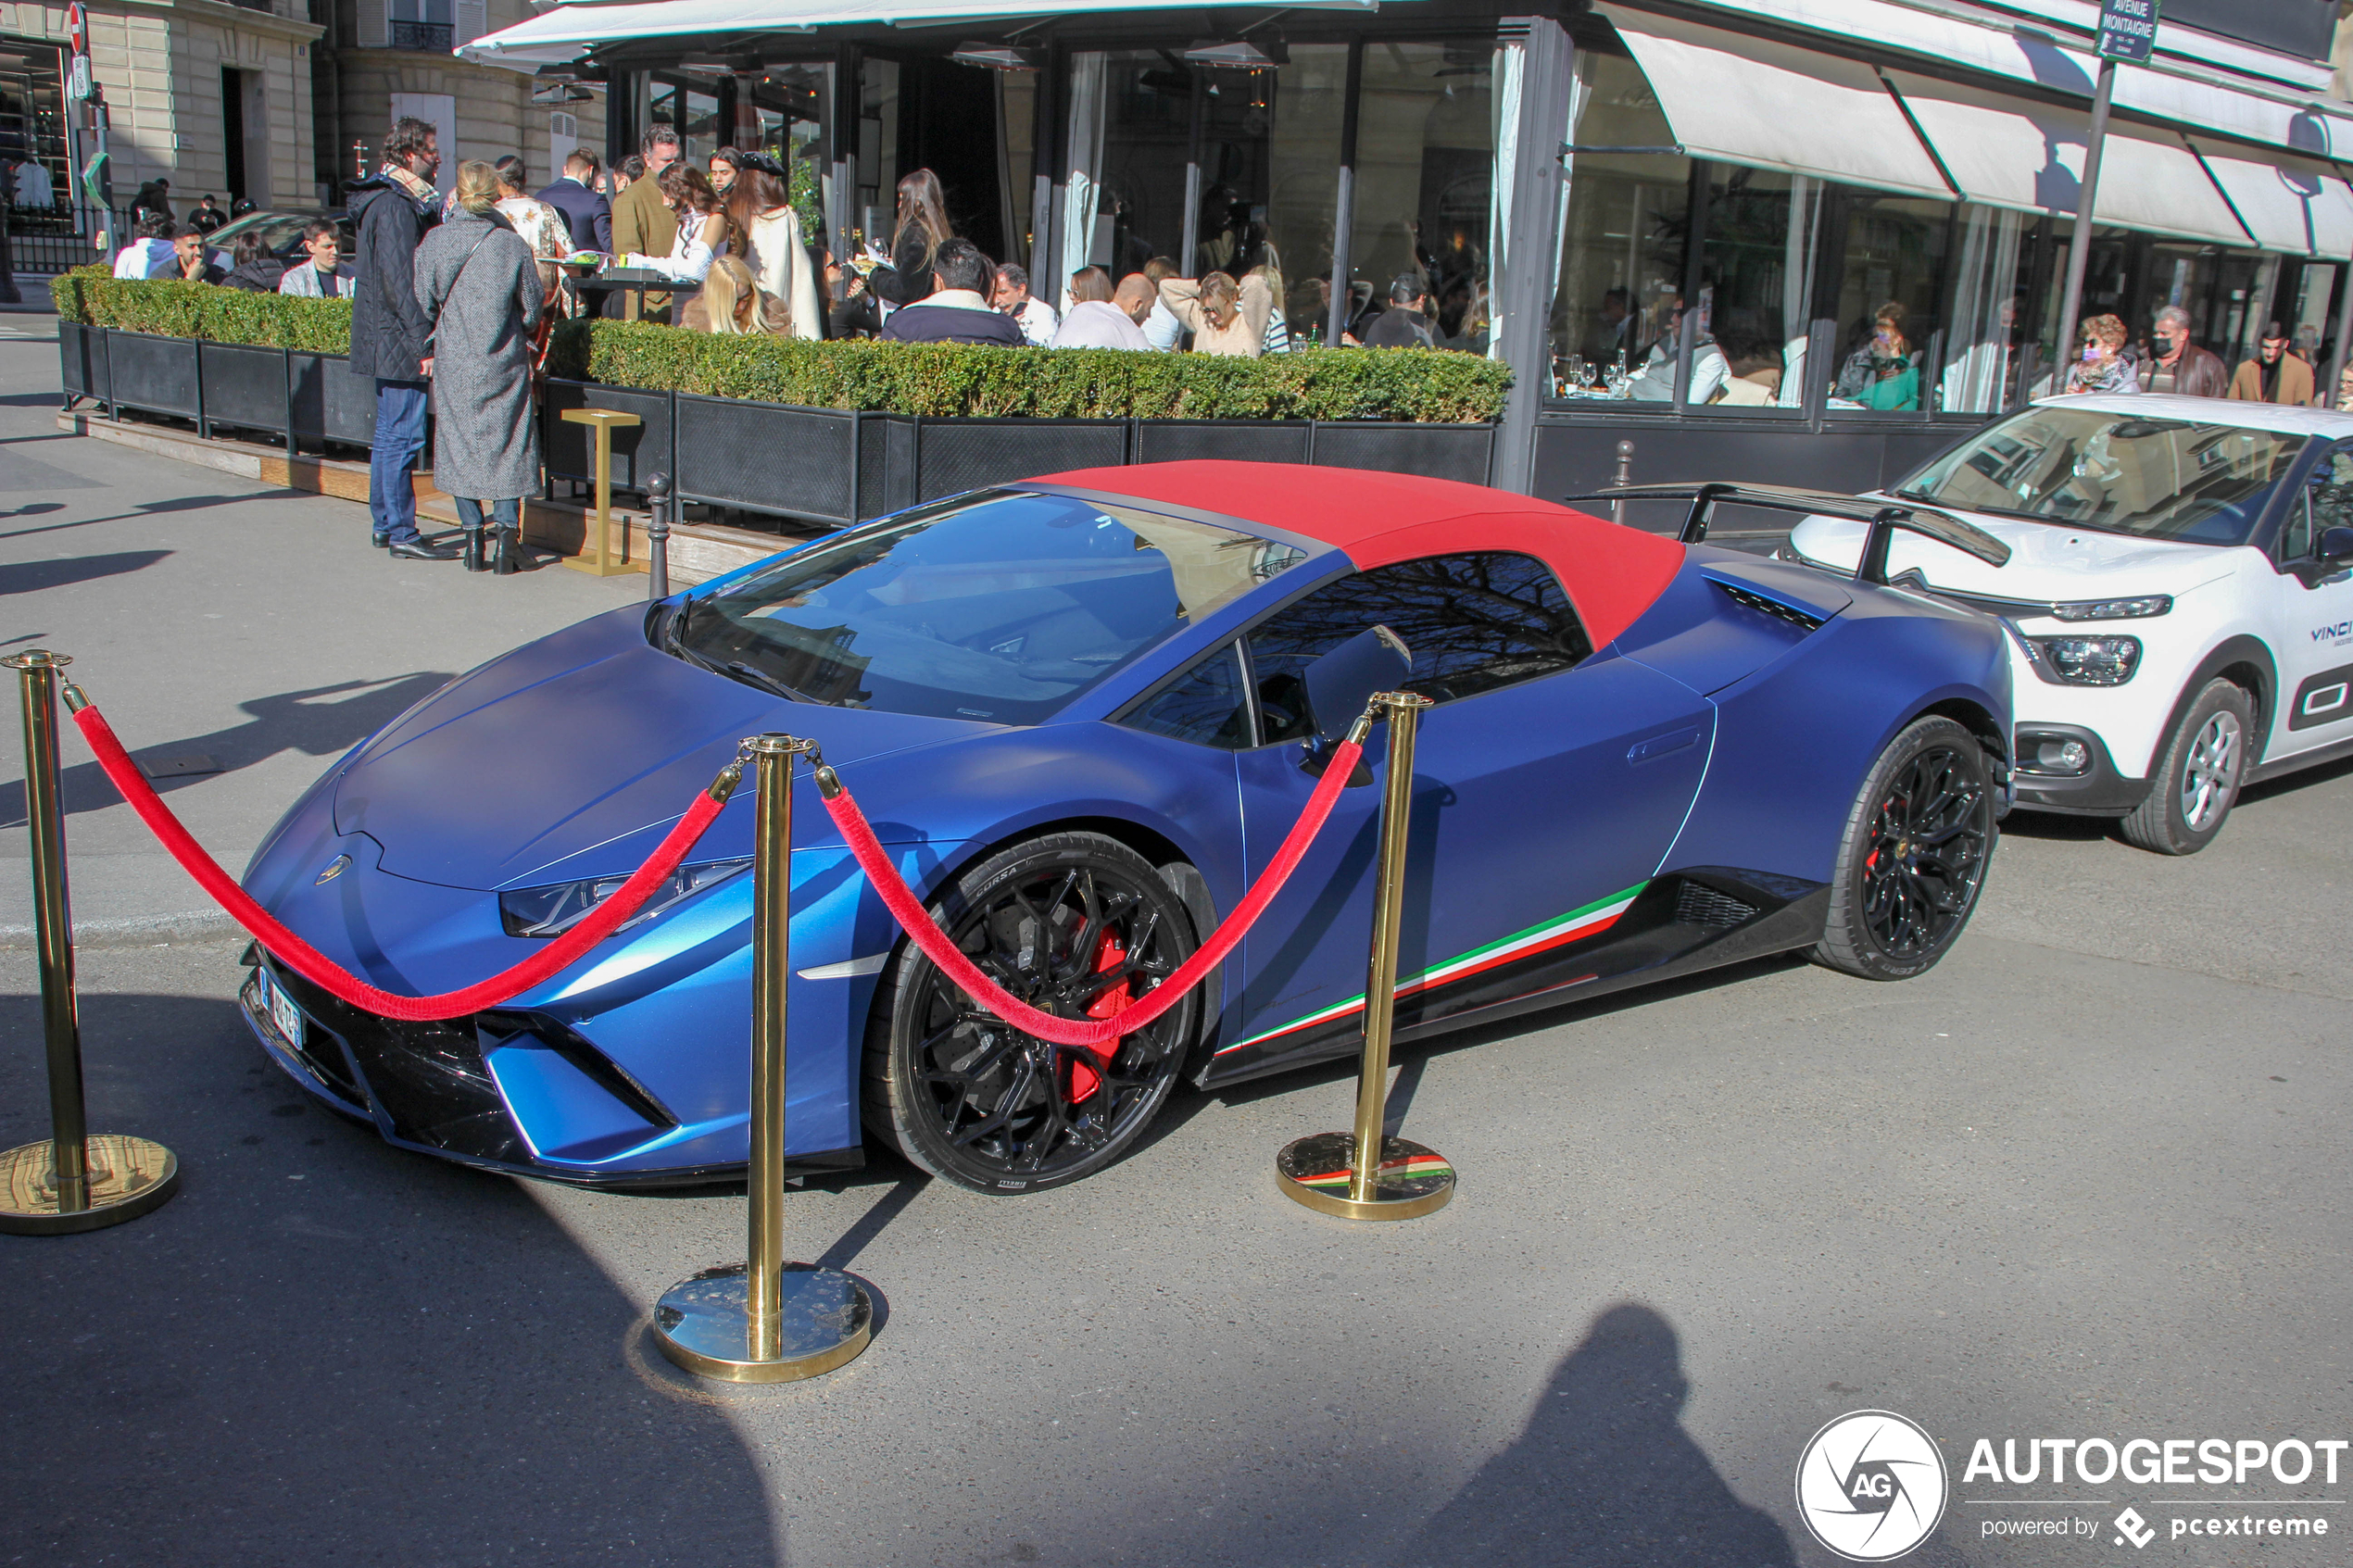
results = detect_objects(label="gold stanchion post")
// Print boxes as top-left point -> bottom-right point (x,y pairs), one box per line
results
0,651 -> 178,1235
652,734 -> 874,1382
1276,690 -> 1455,1222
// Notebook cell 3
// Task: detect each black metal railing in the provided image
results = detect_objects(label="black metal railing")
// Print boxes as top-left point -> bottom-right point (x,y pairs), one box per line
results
389,19 -> 454,51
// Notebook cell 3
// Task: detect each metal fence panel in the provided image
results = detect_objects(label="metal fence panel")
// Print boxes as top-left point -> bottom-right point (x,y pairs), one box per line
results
1308,421 -> 1494,485
913,419 -> 1129,502
1134,420 -> 1313,466
105,332 -> 200,420
673,393 -> 856,523
196,342 -> 287,436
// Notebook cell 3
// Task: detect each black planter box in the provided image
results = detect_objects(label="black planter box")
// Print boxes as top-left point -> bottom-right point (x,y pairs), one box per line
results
1134,420 -> 1314,466
288,353 -> 380,446
912,417 -> 1130,503
673,393 -> 854,522
1309,420 -> 1495,485
544,379 -> 673,495
106,331 -> 200,421
197,342 -> 288,438
58,320 -> 109,406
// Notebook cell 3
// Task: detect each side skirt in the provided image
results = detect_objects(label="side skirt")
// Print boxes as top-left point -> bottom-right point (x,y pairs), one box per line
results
1195,869 -> 1829,1090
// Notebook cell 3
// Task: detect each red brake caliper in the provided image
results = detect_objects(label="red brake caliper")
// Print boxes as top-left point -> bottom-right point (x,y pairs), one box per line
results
1068,928 -> 1130,1102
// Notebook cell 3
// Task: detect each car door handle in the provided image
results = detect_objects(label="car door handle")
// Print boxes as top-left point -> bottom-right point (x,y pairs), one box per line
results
1627,725 -> 1704,765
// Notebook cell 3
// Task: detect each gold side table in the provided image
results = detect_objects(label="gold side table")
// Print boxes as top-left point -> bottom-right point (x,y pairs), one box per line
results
560,407 -> 644,577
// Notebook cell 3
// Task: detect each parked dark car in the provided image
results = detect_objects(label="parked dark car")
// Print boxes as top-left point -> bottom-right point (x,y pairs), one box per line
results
201,207 -> 354,268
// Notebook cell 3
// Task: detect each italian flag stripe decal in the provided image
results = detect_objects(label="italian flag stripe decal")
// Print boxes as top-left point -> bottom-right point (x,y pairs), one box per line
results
1290,1153 -> 1456,1188
1214,882 -> 1647,1056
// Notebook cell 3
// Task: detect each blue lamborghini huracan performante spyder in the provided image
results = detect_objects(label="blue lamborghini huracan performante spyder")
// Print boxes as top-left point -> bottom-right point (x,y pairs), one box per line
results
237,461 -> 2014,1193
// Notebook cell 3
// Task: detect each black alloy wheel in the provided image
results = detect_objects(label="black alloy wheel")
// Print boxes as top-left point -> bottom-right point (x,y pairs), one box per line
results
1813,716 -> 1994,980
863,832 -> 1201,1194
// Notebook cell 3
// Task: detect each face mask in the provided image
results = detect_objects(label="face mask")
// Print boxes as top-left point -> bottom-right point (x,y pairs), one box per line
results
2082,345 -> 2101,362
2154,334 -> 2175,356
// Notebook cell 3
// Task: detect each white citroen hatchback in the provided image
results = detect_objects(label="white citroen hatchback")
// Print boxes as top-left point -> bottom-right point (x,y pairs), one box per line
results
1786,394 -> 2353,853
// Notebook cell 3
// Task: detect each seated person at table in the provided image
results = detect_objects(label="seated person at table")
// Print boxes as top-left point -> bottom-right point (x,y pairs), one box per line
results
1049,267 -> 1151,350
113,212 -> 174,279
277,220 -> 354,297
700,256 -> 772,336
879,239 -> 1026,347
160,223 -> 226,283
222,231 -> 285,293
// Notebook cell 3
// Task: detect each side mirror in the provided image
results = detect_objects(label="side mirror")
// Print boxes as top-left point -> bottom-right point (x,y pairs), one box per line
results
1302,625 -> 1413,743
2323,526 -> 2353,563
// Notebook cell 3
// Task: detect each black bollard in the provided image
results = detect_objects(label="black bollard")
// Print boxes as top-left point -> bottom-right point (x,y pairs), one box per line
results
647,471 -> 672,601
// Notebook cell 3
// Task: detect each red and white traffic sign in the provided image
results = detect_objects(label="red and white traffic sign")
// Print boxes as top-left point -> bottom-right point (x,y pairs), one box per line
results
67,2 -> 88,56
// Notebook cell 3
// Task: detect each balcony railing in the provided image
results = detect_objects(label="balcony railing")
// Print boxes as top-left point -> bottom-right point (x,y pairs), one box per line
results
389,19 -> 454,51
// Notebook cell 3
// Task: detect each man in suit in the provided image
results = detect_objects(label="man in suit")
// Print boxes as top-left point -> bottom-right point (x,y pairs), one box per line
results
608,128 -> 680,320
537,147 -> 610,253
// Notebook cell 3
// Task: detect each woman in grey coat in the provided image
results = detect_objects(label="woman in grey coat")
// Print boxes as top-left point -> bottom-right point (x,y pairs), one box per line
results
414,160 -> 545,573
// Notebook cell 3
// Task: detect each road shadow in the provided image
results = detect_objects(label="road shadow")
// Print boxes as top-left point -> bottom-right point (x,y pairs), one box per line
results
0,548 -> 170,596
0,986 -> 781,1567
0,672 -> 453,829
1392,1303 -> 1797,1568
1996,808 -> 2115,843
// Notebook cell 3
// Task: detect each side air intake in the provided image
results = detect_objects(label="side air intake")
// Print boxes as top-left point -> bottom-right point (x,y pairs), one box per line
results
1712,580 -> 1826,632
1675,882 -> 1758,930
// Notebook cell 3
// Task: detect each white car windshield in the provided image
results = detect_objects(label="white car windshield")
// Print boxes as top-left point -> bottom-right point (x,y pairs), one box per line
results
663,490 -> 1306,724
1894,408 -> 2307,546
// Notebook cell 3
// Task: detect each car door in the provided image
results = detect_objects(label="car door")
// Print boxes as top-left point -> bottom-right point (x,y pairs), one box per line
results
1211,551 -> 1715,1079
2265,442 -> 2353,761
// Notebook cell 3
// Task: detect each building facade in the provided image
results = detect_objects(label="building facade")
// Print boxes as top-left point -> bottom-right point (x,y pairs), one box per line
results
459,0 -> 2353,496
319,0 -> 604,200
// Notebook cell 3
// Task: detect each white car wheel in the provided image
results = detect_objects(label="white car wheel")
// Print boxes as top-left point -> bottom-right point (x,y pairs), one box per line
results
2120,681 -> 2253,856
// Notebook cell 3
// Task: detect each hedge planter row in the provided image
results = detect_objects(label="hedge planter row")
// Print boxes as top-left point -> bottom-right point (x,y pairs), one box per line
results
541,380 -> 1496,527
60,324 -> 1498,525
63,320 -> 377,448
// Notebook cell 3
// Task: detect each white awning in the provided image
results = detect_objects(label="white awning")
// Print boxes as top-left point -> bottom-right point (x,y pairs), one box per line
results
1594,6 -> 1953,201
1669,0 -> 2353,161
1883,70 -> 2253,247
2191,143 -> 2353,257
464,0 -> 1371,56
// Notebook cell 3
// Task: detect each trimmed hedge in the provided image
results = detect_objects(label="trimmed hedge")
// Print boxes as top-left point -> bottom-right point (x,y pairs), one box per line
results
52,267 -> 357,354
53,268 -> 1510,422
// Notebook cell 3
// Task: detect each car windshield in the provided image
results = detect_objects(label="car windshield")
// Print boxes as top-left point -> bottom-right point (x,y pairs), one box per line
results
665,490 -> 1307,724
1893,407 -> 2308,546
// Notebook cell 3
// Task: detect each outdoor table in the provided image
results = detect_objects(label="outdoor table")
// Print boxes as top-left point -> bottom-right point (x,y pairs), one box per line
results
559,407 -> 643,578
570,267 -> 699,320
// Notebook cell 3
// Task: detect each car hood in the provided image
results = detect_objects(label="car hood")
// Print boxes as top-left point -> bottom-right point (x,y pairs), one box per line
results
1786,500 -> 2240,602
333,606 -> 992,890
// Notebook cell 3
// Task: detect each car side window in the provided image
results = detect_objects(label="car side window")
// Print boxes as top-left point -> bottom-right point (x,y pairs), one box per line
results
1116,641 -> 1252,749
1246,552 -> 1593,745
2280,490 -> 2314,564
2307,446 -> 2353,550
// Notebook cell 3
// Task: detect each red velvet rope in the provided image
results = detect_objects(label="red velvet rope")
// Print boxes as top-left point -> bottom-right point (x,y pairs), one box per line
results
70,701 -> 736,1022
819,738 -> 1363,1050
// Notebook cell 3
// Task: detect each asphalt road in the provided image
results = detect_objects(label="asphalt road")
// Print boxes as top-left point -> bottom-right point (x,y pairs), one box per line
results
3,322 -> 2349,1568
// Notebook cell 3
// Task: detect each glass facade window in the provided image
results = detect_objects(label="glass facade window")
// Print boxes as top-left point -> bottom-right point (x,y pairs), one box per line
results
0,42 -> 69,236
1096,50 -> 1197,276
649,77 -> 724,166
1550,50 -> 1688,393
1346,42 -> 1496,351
855,57 -> 900,244
1822,194 -> 1952,413
1938,205 -> 2028,414
1192,44 -> 1348,338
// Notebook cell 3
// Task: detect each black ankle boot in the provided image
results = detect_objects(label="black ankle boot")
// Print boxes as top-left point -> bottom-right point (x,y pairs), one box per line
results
461,527 -> 486,572
494,524 -> 520,575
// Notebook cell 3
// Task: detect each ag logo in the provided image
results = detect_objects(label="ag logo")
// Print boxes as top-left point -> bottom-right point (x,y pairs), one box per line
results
1795,1410 -> 1949,1561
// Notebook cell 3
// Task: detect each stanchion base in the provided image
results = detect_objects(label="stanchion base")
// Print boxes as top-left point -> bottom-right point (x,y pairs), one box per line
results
652,1261 -> 873,1384
1277,1133 -> 1454,1222
0,1135 -> 179,1235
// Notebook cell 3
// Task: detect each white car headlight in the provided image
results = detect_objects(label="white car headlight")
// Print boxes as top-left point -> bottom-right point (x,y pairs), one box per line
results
2029,634 -> 2143,686
2047,595 -> 2171,621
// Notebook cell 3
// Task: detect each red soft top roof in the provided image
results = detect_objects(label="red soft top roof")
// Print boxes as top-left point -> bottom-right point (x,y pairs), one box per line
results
1036,459 -> 1685,648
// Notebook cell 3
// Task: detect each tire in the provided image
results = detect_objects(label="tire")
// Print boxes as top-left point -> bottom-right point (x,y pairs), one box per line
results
1811,716 -> 1995,981
861,832 -> 1202,1195
2119,680 -> 2253,856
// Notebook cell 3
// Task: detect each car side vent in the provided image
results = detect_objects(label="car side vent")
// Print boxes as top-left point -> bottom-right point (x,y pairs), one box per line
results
1675,882 -> 1757,931
1714,580 -> 1826,632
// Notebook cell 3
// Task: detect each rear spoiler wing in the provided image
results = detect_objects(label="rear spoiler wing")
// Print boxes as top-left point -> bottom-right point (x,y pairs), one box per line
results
1561,482 -> 2011,585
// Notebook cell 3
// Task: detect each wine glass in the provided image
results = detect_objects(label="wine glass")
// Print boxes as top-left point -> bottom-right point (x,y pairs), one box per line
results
1566,355 -> 1587,396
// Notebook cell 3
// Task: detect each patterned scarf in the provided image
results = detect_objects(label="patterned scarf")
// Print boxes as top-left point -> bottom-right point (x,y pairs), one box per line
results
380,161 -> 437,214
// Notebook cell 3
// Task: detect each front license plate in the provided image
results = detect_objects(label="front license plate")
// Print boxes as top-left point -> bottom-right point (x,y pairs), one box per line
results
261,971 -> 304,1049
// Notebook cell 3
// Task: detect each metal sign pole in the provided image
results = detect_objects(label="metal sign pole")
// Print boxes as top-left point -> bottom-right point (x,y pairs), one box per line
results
0,651 -> 178,1235
2047,56 -> 2115,392
652,734 -> 873,1382
1277,691 -> 1455,1222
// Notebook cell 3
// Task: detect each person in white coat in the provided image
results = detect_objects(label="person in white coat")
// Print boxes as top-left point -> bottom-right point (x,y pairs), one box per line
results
724,157 -> 821,340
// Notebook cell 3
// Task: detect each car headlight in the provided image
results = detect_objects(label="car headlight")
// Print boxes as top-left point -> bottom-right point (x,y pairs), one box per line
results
499,858 -> 750,938
2048,595 -> 2171,621
2030,635 -> 2142,686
